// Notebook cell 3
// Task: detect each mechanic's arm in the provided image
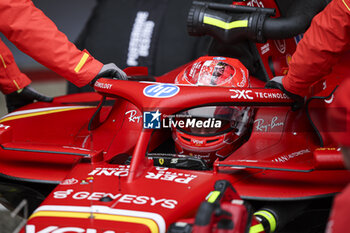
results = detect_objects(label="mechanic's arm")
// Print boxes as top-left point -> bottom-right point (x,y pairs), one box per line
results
268,0 -> 350,97
0,38 -> 31,94
0,38 -> 54,113
0,0 -> 125,88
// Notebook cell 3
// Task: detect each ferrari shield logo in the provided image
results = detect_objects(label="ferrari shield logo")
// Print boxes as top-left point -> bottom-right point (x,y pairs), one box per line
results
159,158 -> 164,165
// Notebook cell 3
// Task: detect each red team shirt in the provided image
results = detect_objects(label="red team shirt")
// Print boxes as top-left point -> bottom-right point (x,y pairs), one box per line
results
282,0 -> 350,232
0,0 -> 103,94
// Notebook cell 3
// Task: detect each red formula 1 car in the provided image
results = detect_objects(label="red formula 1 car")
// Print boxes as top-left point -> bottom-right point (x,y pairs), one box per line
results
1,0 -> 350,233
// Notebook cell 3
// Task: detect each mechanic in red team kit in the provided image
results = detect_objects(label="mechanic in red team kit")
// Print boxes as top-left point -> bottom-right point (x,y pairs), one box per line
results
266,0 -> 350,99
265,0 -> 350,232
324,78 -> 350,233
0,0 -> 126,112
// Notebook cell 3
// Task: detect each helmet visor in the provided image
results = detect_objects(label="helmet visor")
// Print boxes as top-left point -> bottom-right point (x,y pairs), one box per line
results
176,106 -> 243,135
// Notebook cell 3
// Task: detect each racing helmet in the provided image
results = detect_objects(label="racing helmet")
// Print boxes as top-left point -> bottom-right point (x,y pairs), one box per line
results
172,56 -> 252,165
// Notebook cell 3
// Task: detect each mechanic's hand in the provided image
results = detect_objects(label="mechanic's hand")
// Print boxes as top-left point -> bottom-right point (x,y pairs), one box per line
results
5,85 -> 53,113
90,63 -> 127,86
265,76 -> 304,109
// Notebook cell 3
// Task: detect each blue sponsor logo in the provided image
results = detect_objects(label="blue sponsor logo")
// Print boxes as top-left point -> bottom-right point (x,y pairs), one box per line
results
143,110 -> 161,129
143,84 -> 180,98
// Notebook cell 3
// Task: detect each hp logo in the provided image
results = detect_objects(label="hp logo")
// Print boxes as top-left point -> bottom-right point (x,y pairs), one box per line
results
143,84 -> 180,98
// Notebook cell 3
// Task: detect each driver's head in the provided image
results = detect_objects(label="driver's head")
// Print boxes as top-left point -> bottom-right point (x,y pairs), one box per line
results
172,56 -> 252,166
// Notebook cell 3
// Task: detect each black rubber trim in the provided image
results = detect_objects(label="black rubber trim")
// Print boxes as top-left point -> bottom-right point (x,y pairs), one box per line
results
0,145 -> 89,157
256,13 -> 266,43
88,96 -> 106,131
305,86 -> 338,147
268,56 -> 275,77
263,0 -> 330,39
250,42 -> 270,82
0,172 -> 60,184
244,202 -> 253,233
242,192 -> 338,201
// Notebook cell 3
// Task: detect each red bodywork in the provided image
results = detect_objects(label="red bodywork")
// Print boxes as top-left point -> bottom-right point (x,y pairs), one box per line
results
0,69 -> 347,233
0,1 -> 349,233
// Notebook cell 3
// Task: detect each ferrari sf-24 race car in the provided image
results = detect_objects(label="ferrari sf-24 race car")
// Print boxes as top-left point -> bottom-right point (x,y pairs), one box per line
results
1,0 -> 350,233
